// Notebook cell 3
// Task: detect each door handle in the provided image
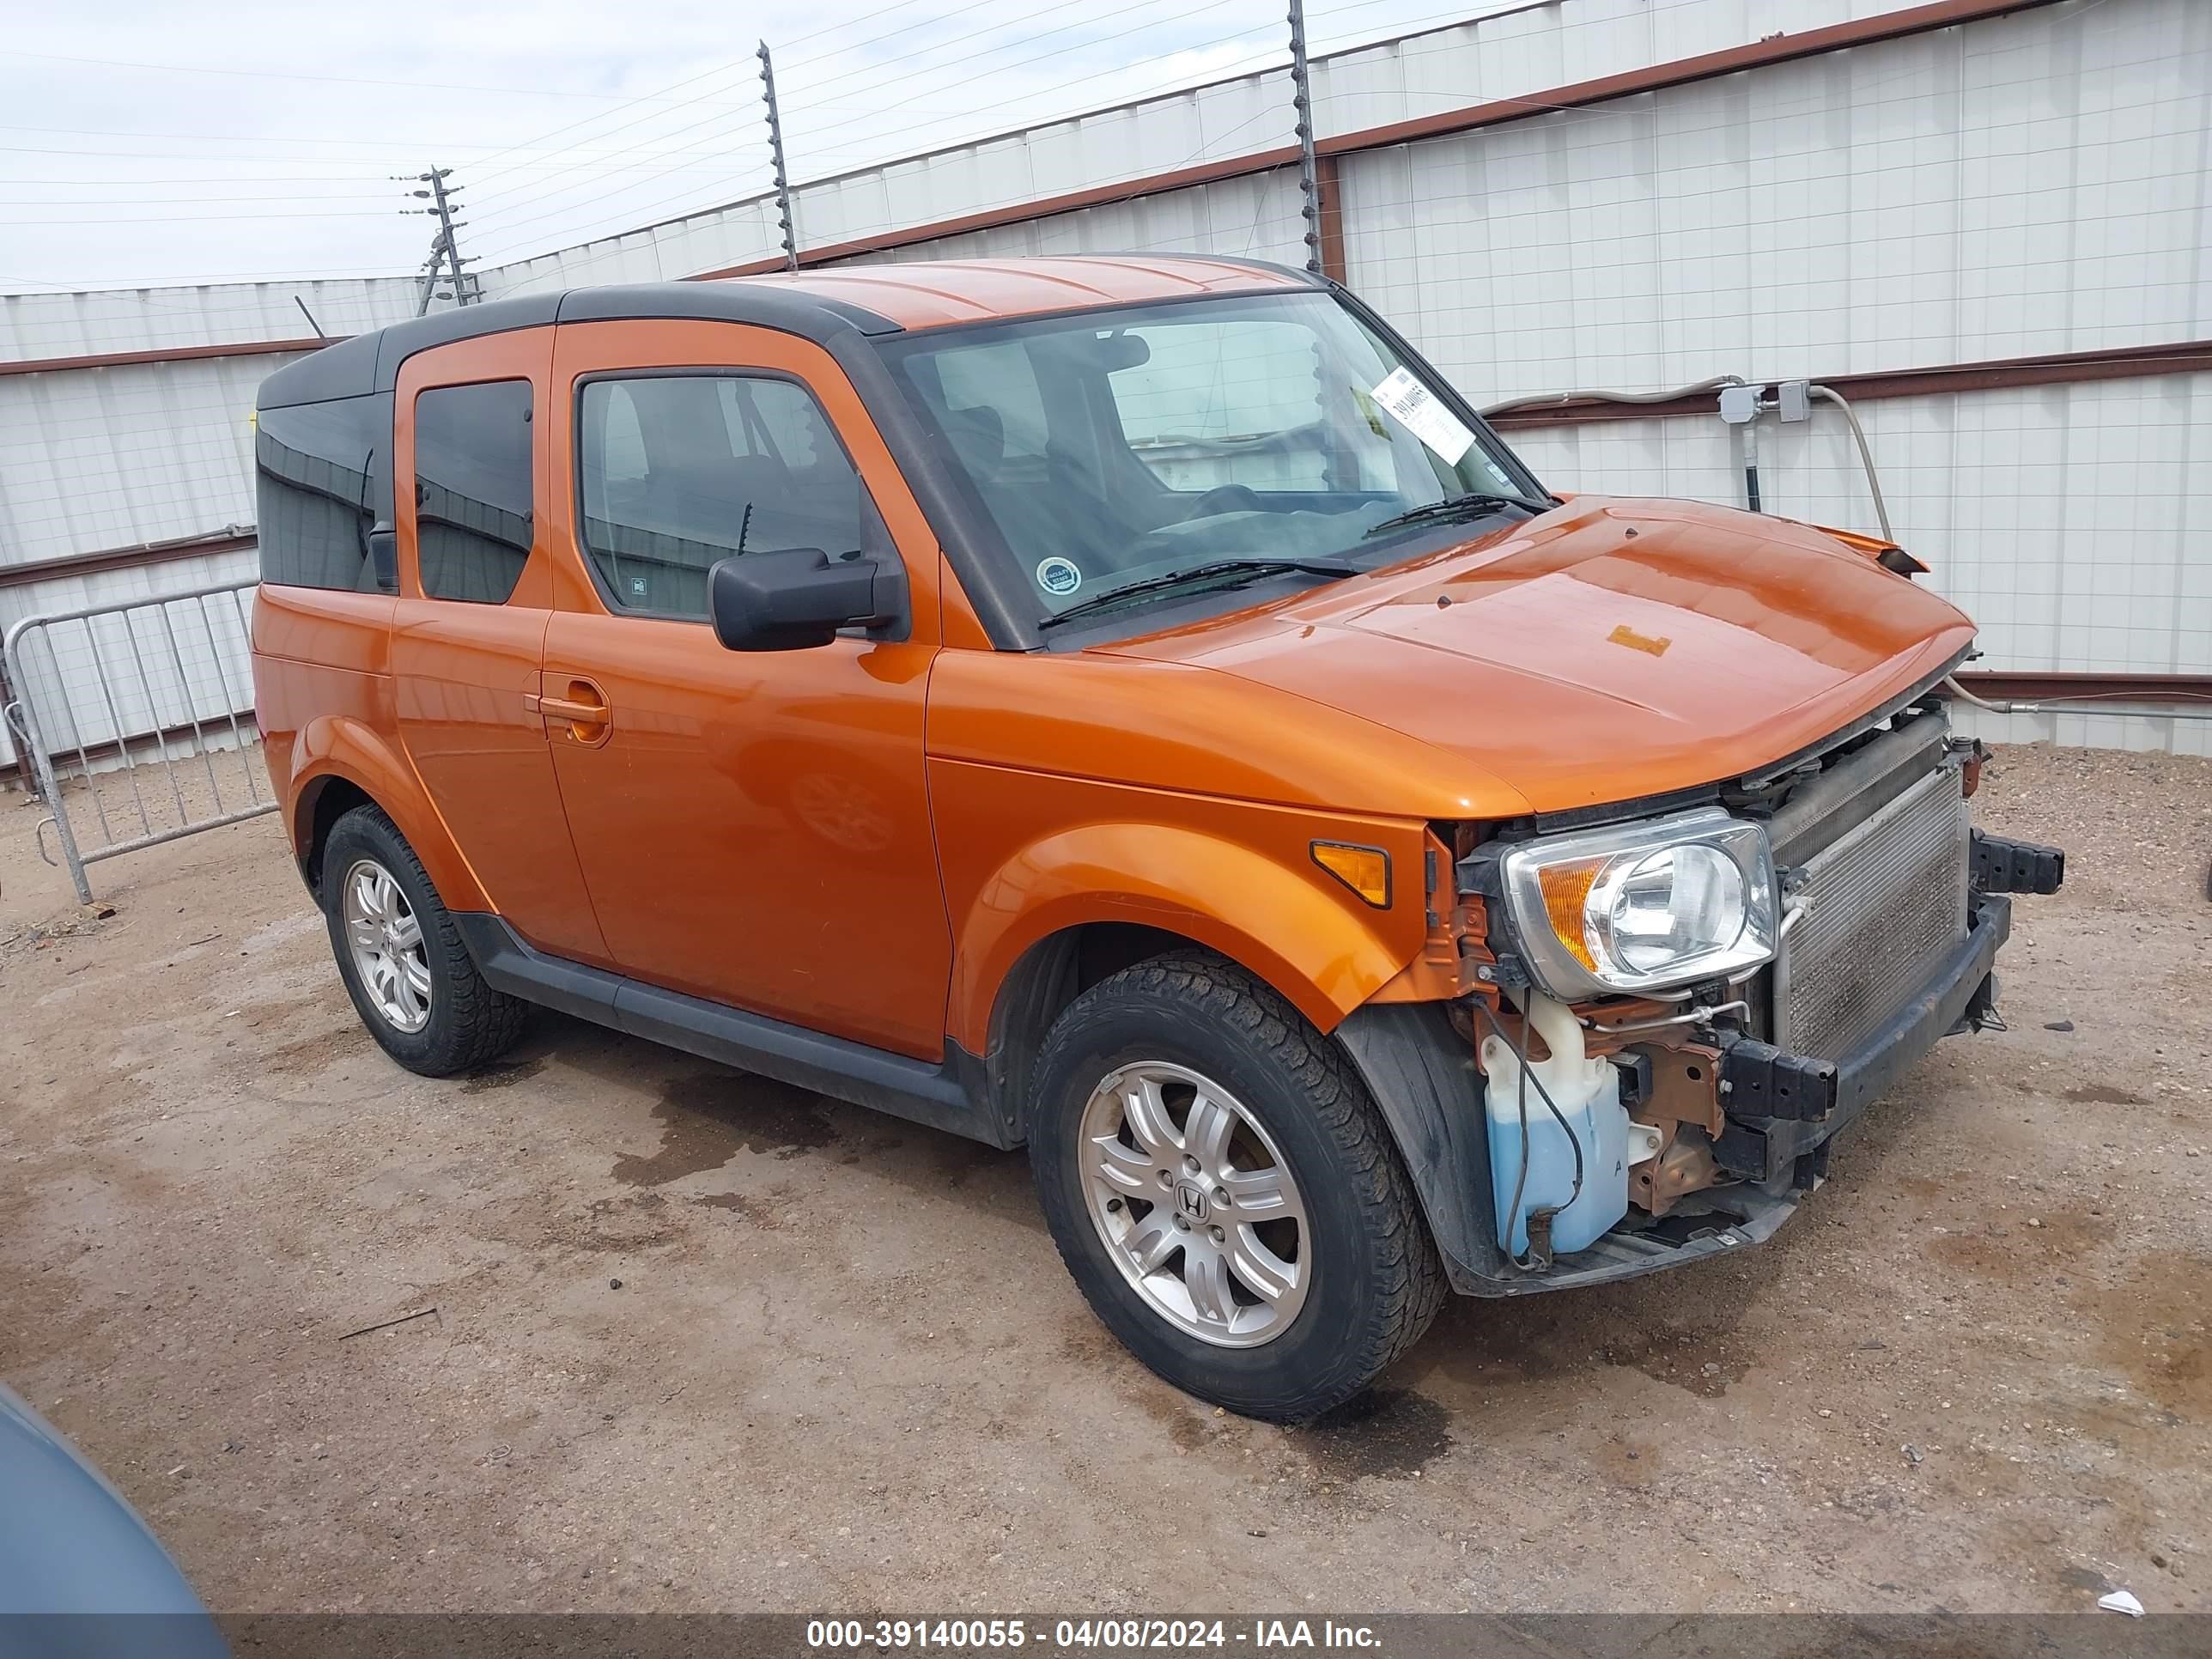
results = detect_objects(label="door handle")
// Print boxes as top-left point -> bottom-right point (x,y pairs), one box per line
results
531,678 -> 612,744
538,694 -> 606,722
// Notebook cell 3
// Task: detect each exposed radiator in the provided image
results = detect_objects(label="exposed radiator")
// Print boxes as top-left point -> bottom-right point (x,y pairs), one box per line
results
1774,763 -> 1970,1061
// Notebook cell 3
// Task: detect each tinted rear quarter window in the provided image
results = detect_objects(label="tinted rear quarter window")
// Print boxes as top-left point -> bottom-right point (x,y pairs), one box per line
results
414,380 -> 533,605
255,393 -> 390,592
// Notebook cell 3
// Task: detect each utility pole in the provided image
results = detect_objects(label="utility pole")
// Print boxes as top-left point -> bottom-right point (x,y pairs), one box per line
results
1285,0 -> 1323,277
757,42 -> 799,271
402,167 -> 480,314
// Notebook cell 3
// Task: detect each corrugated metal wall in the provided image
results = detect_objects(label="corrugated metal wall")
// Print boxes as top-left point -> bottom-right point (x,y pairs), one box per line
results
1333,0 -> 2212,754
0,277 -> 422,767
0,276 -> 422,363
3,0 -> 2206,775
1339,0 -> 2211,396
1504,374 -> 2212,756
832,167 -> 1313,271
0,356 -> 276,562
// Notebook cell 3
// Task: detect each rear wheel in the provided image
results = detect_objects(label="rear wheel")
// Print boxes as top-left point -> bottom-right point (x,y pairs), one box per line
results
320,805 -> 529,1077
1029,952 -> 1444,1421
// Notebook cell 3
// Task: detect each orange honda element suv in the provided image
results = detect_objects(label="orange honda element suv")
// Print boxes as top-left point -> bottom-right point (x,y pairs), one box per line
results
252,256 -> 2063,1420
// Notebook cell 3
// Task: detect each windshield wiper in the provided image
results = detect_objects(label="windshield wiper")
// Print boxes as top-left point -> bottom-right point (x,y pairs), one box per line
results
1037,556 -> 1357,630
1364,490 -> 1552,538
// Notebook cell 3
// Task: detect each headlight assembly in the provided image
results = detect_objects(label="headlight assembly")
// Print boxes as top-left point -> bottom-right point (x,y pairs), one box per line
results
1496,808 -> 1777,999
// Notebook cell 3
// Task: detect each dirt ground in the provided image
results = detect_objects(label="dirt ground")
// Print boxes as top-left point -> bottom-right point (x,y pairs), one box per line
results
1,741 -> 2207,1616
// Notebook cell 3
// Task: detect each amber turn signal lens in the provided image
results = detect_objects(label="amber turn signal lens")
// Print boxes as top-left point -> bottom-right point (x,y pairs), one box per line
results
1535,862 -> 1601,970
1312,842 -> 1390,908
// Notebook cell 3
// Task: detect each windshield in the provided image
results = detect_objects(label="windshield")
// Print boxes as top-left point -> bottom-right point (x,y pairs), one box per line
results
878,290 -> 1542,628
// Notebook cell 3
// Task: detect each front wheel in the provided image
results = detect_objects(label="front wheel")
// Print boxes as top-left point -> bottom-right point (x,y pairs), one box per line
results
1028,953 -> 1444,1421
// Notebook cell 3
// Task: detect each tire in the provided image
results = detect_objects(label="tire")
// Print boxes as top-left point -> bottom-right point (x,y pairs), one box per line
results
319,804 -> 530,1077
1029,951 -> 1445,1421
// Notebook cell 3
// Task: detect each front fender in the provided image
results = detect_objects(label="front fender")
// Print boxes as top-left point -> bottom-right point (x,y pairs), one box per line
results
289,714 -> 486,912
947,816 -> 1428,1055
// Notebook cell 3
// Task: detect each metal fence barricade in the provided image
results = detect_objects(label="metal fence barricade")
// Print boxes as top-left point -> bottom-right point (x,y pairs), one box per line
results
2,580 -> 274,905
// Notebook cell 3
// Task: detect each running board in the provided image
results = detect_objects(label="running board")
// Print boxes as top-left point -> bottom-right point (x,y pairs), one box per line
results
451,914 -> 1013,1149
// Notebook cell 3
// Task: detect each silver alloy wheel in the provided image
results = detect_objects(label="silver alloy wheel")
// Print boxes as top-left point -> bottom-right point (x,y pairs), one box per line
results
340,857 -> 432,1035
1079,1060 -> 1310,1348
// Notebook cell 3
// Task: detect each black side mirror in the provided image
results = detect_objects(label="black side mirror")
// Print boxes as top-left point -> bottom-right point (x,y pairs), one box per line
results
708,550 -> 908,652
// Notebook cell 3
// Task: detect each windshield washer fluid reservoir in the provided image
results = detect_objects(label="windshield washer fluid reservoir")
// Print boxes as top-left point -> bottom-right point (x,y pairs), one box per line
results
1480,992 -> 1635,1259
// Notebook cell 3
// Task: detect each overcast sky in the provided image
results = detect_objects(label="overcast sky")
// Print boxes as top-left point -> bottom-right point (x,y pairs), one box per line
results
0,0 -> 1468,295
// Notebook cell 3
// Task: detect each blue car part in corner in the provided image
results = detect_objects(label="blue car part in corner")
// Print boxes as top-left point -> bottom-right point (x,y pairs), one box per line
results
0,1382 -> 229,1658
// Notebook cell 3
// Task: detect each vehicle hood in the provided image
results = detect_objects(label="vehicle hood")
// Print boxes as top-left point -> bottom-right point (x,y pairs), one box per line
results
1093,496 -> 1976,815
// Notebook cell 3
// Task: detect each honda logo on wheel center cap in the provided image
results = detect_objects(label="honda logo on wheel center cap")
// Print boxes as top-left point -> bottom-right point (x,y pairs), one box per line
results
1175,1182 -> 1210,1222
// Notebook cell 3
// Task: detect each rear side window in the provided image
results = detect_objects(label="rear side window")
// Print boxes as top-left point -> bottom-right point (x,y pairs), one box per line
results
255,394 -> 390,592
414,380 -> 533,604
578,374 -> 876,619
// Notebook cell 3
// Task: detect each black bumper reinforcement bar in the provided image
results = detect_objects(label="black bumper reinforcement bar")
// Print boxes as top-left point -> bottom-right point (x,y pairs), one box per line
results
1716,892 -> 2014,1188
1970,829 -> 2065,895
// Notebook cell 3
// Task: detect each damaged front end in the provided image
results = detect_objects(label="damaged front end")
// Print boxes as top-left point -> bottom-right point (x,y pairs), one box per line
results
1349,683 -> 2065,1296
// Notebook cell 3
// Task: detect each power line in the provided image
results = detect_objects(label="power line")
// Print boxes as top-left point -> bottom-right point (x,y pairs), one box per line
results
0,150 -> 811,182
503,0 -> 2125,278
0,44 -> 735,103
0,118 -> 774,164
0,263 -> 419,291
511,0 -> 2003,263
787,6 -> 1283,162
0,159 -> 775,186
781,0 -> 1132,80
773,0 -> 1012,60
462,0 -> 1084,198
3,172 -> 393,186
469,0 -> 1222,212
770,0 -> 1776,177
791,24 -> 1289,167
0,191 -> 397,206
456,61 -> 761,191
1,210 -> 409,224
777,0 -> 1232,109
12,0 -> 2172,297
470,2 -> 1272,257
568,76 -> 1300,277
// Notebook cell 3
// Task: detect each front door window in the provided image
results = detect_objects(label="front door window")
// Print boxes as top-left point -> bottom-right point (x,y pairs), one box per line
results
576,374 -> 879,619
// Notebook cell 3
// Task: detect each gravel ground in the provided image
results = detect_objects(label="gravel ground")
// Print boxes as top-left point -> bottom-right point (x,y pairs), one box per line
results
1,740 -> 2206,1615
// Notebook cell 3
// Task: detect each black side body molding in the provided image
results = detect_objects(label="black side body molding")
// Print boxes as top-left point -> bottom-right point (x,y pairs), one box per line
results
452,914 -> 1018,1150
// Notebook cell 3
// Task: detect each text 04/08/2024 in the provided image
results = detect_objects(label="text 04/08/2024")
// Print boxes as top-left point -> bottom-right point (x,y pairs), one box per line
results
804,1620 -> 1384,1650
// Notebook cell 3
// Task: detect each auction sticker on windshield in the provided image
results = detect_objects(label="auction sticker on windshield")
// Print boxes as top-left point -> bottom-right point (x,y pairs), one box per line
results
1369,366 -> 1474,464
